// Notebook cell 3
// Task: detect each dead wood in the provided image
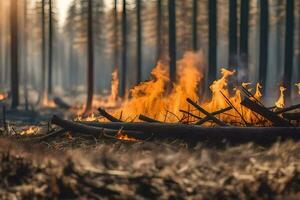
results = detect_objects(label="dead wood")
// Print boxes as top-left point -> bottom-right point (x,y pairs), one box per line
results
274,104 -> 300,115
179,110 -> 202,120
195,106 -> 232,125
81,121 -> 300,143
186,98 -> 227,126
282,112 -> 300,121
98,108 -> 122,122
53,97 -> 71,109
139,115 -> 161,123
241,98 -> 292,127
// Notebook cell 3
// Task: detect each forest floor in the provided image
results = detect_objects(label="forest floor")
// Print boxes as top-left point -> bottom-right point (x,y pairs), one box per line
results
1,103 -> 300,199
1,136 -> 300,199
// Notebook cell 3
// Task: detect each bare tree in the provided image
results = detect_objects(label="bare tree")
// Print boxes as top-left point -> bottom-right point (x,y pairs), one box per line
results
239,0 -> 249,81
229,0 -> 237,69
136,0 -> 142,83
192,0 -> 198,51
10,0 -> 19,109
208,0 -> 217,85
120,0 -> 127,97
168,0 -> 176,83
48,0 -> 53,95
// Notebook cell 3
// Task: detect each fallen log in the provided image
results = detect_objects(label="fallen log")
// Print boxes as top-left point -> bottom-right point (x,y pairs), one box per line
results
274,104 -> 300,115
81,121 -> 300,143
282,112 -> 300,121
186,98 -> 227,126
195,106 -> 232,125
241,98 -> 292,127
139,115 -> 161,123
51,115 -> 141,138
98,108 -> 122,122
53,97 -> 71,109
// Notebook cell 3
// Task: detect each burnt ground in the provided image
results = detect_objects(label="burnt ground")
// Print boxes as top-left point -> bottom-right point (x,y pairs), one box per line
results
1,136 -> 300,200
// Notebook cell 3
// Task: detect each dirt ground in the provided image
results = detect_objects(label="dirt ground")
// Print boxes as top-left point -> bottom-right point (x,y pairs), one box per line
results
1,137 -> 300,200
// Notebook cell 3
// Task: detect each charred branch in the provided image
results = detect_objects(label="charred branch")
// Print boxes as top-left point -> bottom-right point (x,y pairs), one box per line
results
241,98 -> 292,127
139,115 -> 161,123
195,106 -> 232,125
98,108 -> 122,122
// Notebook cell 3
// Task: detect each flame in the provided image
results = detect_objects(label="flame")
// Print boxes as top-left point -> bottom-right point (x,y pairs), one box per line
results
41,92 -> 56,108
275,86 -> 286,108
254,83 -> 262,100
296,83 -> 300,95
108,69 -> 119,103
116,129 -> 137,141
20,126 -> 39,136
0,93 -> 7,101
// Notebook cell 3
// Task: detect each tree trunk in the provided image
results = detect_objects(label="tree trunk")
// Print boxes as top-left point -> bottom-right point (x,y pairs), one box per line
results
258,0 -> 269,94
48,0 -> 53,95
192,0 -> 198,51
229,0 -> 237,69
156,0 -> 162,60
24,0 -> 29,110
136,0 -> 142,84
239,0 -> 249,81
85,0 -> 94,112
10,0 -> 19,109
41,0 -> 46,102
121,0 -> 127,97
283,0 -> 294,100
113,0 -> 119,69
208,0 -> 217,85
168,0 -> 176,83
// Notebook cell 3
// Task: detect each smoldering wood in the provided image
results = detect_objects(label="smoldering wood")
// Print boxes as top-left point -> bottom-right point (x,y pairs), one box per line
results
98,108 -> 122,122
186,98 -> 228,126
53,97 -> 71,110
241,98 -> 292,127
274,104 -> 300,115
282,112 -> 300,121
195,106 -> 232,125
139,115 -> 161,123
80,120 -> 300,143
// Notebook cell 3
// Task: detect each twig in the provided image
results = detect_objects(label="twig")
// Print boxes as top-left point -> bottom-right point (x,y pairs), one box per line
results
179,109 -> 202,120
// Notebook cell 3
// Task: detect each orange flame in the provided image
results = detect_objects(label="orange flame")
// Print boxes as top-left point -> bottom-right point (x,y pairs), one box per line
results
20,126 -> 39,136
296,83 -> 300,95
108,69 -> 119,103
116,129 -> 138,141
0,93 -> 7,101
275,86 -> 286,108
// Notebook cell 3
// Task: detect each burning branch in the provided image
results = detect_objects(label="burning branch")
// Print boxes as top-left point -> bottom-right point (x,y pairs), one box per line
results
98,108 -> 122,122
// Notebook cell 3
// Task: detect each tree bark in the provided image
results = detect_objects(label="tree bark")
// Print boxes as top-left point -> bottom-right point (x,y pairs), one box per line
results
229,0 -> 238,69
48,0 -> 53,95
258,0 -> 269,94
120,0 -> 127,97
156,0 -> 162,60
239,0 -> 249,81
283,0 -> 294,100
41,0 -> 46,101
208,0 -> 217,85
10,0 -> 19,109
192,0 -> 198,51
113,0 -> 119,70
136,0 -> 142,84
85,0 -> 94,112
168,0 -> 176,83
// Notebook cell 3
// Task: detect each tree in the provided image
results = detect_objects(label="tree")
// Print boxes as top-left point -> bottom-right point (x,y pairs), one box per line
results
192,0 -> 198,51
229,0 -> 237,69
10,0 -> 19,109
258,0 -> 269,94
208,0 -> 217,85
136,0 -> 142,84
85,0 -> 94,112
168,0 -> 176,83
120,0 -> 127,97
41,0 -> 46,102
113,0 -> 119,69
283,0 -> 294,100
156,0 -> 162,60
48,0 -> 53,95
239,0 -> 249,81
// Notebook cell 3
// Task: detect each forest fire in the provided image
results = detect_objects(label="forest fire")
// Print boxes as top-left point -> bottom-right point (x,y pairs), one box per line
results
296,83 -> 300,95
275,86 -> 286,109
20,126 -> 40,136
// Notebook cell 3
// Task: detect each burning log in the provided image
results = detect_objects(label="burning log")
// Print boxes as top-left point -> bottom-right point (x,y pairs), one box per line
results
186,98 -> 228,126
195,106 -> 232,125
51,115 -> 140,139
241,98 -> 292,127
98,108 -> 122,122
274,104 -> 300,115
81,121 -> 300,143
139,115 -> 161,123
53,97 -> 71,109
282,112 -> 300,121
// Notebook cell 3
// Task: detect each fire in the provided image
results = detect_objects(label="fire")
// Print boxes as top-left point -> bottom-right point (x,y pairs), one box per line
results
296,83 -> 300,95
108,69 -> 119,103
254,83 -> 263,100
41,92 -> 56,108
116,129 -> 137,141
0,92 -> 7,101
275,86 -> 286,108
20,126 -> 40,136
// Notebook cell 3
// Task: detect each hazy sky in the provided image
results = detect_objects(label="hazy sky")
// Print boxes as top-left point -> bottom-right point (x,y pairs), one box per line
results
56,0 -> 73,25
